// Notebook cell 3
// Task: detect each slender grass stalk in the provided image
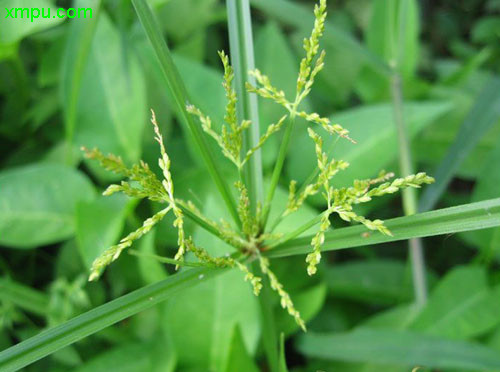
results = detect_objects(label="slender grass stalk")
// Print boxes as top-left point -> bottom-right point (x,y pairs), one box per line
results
261,115 -> 296,229
391,74 -> 427,305
226,3 -> 279,370
131,0 -> 240,227
390,0 -> 427,306
227,0 -> 264,211
1,199 -> 500,370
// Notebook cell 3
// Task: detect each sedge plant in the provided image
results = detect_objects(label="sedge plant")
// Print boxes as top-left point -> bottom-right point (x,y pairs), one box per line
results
82,0 -> 433,331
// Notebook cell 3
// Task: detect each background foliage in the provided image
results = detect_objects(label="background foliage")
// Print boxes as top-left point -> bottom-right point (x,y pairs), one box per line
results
1,0 -> 500,371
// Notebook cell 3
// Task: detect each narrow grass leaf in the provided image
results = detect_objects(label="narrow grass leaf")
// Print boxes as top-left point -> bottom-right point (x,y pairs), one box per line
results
297,329 -> 500,370
419,76 -> 500,211
131,0 -> 239,225
0,267 -> 222,372
268,198 -> 500,257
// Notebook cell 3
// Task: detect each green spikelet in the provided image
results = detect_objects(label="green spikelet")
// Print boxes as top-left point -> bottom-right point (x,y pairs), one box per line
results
259,256 -> 306,331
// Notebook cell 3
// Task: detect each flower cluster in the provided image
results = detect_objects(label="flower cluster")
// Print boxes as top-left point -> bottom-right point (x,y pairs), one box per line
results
84,0 -> 433,331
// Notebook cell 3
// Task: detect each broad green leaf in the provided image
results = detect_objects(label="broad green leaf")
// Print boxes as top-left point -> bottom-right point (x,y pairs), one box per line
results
162,196 -> 260,371
409,266 -> 500,339
223,326 -> 260,372
73,342 -> 175,372
461,137 -> 500,256
361,303 -> 421,331
74,12 -> 146,164
158,0 -> 219,42
136,228 -> 168,285
276,283 -> 326,336
472,17 -> 500,44
75,194 -> 131,269
60,0 -> 101,150
356,0 -> 420,101
297,328 -> 500,370
270,185 -> 318,237
0,164 -> 95,248
325,260 -> 413,305
0,0 -> 64,45
287,101 -> 451,188
250,0 -> 391,77
255,22 -> 302,168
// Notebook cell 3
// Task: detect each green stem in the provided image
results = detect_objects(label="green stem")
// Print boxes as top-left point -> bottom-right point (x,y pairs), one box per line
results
390,0 -> 427,306
227,0 -> 264,214
131,0 -> 240,227
391,73 -> 427,306
261,115 -> 296,229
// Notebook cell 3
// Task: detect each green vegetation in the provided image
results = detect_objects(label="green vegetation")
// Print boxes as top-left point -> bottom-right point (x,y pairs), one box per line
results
1,0 -> 500,371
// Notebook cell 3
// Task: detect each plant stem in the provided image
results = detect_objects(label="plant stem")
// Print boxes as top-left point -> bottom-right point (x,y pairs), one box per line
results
390,0 -> 427,306
132,0 -> 240,227
391,73 -> 427,306
261,115 -> 296,229
226,4 -> 279,371
227,0 -> 264,213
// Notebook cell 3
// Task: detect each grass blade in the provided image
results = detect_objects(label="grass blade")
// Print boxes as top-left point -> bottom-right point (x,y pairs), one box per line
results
226,4 -> 277,370
227,0 -> 264,211
0,267 -> 223,372
250,0 -> 391,77
297,329 -> 500,370
131,0 -> 240,226
267,198 -> 500,258
2,199 -> 499,370
419,76 -> 500,212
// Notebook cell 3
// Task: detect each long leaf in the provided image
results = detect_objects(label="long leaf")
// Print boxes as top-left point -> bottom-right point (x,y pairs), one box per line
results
0,278 -> 48,316
3,199 -> 500,370
267,198 -> 500,258
419,76 -> 500,211
297,329 -> 500,370
131,0 -> 240,226
0,267 -> 222,372
226,0 -> 263,210
250,0 -> 391,77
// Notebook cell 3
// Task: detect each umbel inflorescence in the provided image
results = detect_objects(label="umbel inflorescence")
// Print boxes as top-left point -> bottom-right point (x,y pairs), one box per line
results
83,0 -> 433,331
